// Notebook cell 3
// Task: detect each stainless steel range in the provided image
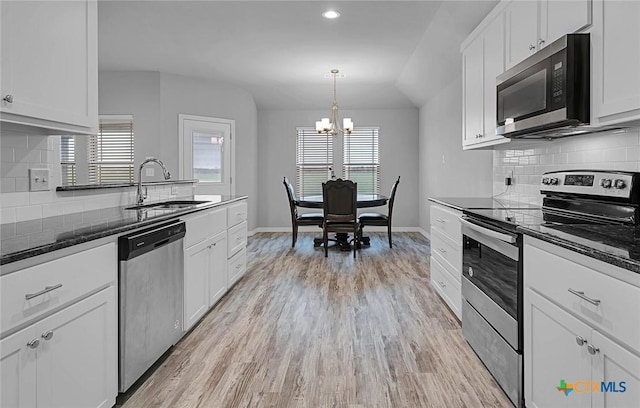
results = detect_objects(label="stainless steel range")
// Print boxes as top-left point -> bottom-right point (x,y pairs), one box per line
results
460,170 -> 640,408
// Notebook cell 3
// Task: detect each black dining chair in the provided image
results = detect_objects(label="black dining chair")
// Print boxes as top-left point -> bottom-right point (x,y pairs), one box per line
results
322,178 -> 360,258
358,176 -> 400,248
283,177 -> 323,248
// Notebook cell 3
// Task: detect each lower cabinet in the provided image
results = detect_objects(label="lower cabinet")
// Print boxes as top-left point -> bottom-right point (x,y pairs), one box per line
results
1,286 -> 117,408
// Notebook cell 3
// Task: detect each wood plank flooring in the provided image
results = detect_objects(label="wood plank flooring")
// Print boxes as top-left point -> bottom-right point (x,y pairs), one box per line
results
118,232 -> 512,408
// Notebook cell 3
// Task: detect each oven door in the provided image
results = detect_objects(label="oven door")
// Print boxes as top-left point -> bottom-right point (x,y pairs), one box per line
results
461,217 -> 520,349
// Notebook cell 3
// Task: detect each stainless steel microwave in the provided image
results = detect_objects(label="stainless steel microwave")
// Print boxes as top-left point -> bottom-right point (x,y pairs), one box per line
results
496,33 -> 590,138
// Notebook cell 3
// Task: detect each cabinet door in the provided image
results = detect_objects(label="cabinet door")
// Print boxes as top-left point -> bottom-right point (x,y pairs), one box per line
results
184,238 -> 210,331
539,0 -> 591,49
505,0 -> 538,69
0,0 -> 97,131
462,35 -> 484,146
524,289 -> 591,408
208,232 -> 228,307
483,14 -> 505,140
592,0 -> 640,123
0,325 -> 37,408
36,287 -> 117,408
591,331 -> 640,407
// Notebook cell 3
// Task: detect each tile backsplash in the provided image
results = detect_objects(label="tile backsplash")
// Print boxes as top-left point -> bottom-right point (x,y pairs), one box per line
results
493,128 -> 640,205
1,128 -> 194,224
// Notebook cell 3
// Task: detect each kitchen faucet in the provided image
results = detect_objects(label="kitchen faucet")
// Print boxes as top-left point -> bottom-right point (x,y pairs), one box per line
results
137,157 -> 171,205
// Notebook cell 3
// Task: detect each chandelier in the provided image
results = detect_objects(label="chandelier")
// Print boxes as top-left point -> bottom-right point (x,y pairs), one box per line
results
315,69 -> 354,135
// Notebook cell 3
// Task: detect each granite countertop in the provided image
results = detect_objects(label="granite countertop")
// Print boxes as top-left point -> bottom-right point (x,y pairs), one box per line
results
0,195 -> 247,266
428,197 -> 540,211
518,224 -> 640,274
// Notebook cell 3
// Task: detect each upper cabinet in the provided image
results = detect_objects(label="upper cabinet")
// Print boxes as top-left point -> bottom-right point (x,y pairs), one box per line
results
462,8 -> 510,150
505,0 -> 592,70
0,0 -> 98,134
591,0 -> 640,125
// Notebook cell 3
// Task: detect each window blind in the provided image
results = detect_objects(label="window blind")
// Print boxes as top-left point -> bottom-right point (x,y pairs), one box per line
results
296,127 -> 333,197
60,135 -> 76,185
89,116 -> 135,183
343,127 -> 380,194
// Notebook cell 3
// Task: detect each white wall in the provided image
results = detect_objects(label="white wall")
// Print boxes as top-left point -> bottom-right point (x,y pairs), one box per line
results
418,78 -> 494,232
99,71 -> 259,231
257,108 -> 420,229
493,129 -> 640,204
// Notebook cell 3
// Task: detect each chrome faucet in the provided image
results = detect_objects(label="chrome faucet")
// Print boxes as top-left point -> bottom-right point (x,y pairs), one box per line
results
137,157 -> 171,205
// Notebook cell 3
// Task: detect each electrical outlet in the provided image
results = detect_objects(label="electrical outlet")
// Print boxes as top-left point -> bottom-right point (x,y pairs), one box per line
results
171,185 -> 178,196
29,169 -> 50,191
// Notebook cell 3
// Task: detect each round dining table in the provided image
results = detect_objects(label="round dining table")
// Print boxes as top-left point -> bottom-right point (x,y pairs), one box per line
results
296,193 -> 388,249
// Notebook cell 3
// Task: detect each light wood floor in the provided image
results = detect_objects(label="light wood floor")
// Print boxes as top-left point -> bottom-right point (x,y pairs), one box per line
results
118,232 -> 512,408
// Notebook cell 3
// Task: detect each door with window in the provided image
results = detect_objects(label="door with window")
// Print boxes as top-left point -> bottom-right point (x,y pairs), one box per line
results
179,115 -> 234,196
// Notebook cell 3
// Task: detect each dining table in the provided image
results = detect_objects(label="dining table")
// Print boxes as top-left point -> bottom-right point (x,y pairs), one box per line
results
297,193 -> 388,249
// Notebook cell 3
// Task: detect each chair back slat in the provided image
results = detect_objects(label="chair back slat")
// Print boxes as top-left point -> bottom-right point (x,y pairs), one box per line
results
322,179 -> 357,222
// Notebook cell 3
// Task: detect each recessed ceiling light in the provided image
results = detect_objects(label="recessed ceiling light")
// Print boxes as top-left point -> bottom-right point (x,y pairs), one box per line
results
322,10 -> 340,19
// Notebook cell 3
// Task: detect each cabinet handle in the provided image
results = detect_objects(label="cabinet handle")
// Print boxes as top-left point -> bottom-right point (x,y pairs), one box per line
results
587,344 -> 600,355
42,331 -> 54,341
438,280 -> 447,288
3,94 -> 14,103
438,247 -> 447,254
529,44 -> 536,51
576,336 -> 586,346
436,219 -> 446,224
538,38 -> 545,47
25,284 -> 63,300
27,339 -> 40,349
568,288 -> 601,306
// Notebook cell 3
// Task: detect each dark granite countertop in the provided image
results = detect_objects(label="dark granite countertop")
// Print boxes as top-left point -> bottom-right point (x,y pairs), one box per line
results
518,224 -> 640,274
428,197 -> 540,211
56,179 -> 198,191
0,195 -> 247,266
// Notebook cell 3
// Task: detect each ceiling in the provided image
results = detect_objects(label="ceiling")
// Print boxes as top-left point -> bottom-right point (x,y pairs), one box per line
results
98,1 -> 496,110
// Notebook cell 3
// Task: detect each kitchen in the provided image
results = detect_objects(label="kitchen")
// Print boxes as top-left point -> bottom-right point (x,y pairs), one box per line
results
1,1 -> 639,407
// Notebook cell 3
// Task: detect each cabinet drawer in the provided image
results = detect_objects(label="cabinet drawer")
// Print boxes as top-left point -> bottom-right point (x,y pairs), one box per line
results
1,243 -> 116,335
525,243 -> 640,351
430,228 -> 462,280
431,256 -> 461,319
227,201 -> 248,228
430,204 -> 462,243
184,209 -> 227,248
228,248 -> 247,287
227,221 -> 247,258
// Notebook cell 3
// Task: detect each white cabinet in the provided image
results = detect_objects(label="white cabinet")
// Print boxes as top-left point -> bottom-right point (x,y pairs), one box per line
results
0,0 -> 98,134
524,236 -> 640,408
591,0 -> 640,125
505,0 -> 591,70
429,203 -> 462,319
462,9 -> 509,150
182,199 -> 248,332
0,242 -> 117,408
1,287 -> 117,408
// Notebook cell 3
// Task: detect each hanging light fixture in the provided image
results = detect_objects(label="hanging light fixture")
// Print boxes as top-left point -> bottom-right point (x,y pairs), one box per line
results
316,69 -> 354,135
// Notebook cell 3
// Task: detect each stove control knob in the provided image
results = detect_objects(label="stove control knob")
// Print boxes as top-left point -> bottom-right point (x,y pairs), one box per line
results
600,178 -> 612,189
542,177 -> 550,185
614,179 -> 626,189
550,177 -> 559,185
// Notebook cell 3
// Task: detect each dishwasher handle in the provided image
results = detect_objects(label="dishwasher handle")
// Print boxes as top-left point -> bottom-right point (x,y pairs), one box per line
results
119,219 -> 186,260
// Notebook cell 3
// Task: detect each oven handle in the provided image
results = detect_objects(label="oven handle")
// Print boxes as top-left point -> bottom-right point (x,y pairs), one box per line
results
460,217 -> 517,244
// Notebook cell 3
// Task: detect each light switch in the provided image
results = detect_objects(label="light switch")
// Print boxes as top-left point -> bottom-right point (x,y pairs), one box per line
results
29,168 -> 50,191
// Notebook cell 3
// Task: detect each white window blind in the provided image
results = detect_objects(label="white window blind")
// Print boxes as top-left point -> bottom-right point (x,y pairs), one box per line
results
343,127 -> 380,194
89,116 -> 135,183
296,127 -> 333,197
60,135 -> 76,185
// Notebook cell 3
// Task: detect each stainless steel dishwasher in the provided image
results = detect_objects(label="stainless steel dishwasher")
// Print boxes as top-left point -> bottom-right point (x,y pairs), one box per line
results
118,219 -> 186,392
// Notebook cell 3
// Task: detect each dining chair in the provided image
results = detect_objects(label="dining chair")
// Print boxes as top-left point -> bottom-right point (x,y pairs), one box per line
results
322,178 -> 360,258
358,176 -> 400,248
283,177 -> 323,248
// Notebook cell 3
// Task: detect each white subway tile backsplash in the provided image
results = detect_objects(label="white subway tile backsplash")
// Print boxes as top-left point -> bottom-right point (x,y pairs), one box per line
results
13,148 -> 41,163
1,134 -> 29,148
27,135 -> 48,150
16,205 -> 43,222
1,149 -> 14,163
1,192 -> 29,208
0,208 -> 16,224
14,178 -> 29,193
62,201 -> 85,215
41,203 -> 65,218
1,178 -> 16,193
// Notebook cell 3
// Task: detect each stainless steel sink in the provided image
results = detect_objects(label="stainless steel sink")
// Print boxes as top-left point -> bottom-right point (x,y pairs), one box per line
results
125,200 -> 209,210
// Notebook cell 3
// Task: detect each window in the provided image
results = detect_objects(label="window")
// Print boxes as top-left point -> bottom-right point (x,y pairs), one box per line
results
60,135 -> 76,185
296,127 -> 333,196
88,116 -> 135,183
343,127 -> 380,194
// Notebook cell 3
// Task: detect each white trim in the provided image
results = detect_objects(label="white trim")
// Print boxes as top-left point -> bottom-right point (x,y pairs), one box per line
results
178,114 -> 236,195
